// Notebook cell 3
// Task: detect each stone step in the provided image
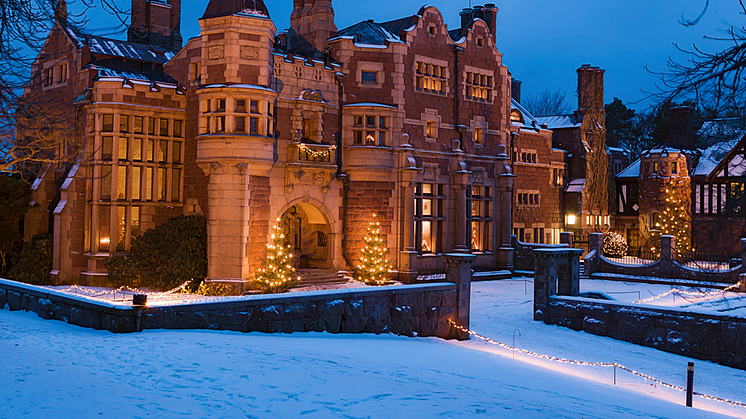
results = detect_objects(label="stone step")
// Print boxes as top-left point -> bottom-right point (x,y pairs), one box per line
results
295,269 -> 347,285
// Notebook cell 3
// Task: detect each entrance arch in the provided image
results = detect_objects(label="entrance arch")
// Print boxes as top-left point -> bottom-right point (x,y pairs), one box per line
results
280,202 -> 333,269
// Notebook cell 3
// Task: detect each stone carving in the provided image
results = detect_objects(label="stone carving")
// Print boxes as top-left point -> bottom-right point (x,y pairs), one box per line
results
240,45 -> 259,60
208,45 -> 224,60
300,90 -> 325,102
423,166 -> 437,181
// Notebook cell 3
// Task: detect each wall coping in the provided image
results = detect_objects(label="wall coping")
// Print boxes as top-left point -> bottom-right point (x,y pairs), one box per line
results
551,295 -> 746,321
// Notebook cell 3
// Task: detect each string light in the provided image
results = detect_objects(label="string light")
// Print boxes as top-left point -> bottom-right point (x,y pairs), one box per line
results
298,143 -> 336,158
254,217 -> 300,293
634,283 -> 741,304
356,213 -> 390,286
449,320 -> 746,409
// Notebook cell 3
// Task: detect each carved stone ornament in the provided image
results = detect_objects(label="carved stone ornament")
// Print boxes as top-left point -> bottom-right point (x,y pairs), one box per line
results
240,45 -> 259,60
208,45 -> 224,60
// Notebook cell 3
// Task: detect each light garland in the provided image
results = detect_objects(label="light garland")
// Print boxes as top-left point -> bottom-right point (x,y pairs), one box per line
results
58,280 -> 194,303
254,218 -> 300,293
356,213 -> 391,286
449,320 -> 746,409
298,143 -> 337,158
634,283 -> 741,304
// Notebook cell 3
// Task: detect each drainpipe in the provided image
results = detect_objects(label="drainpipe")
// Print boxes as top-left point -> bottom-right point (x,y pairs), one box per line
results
454,46 -> 463,141
334,72 -> 354,269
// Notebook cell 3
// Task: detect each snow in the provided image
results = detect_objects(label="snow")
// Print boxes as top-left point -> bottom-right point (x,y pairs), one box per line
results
2,280 -> 745,418
695,139 -> 740,177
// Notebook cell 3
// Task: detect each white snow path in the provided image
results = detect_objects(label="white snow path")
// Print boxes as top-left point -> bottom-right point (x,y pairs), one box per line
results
0,280 -> 742,418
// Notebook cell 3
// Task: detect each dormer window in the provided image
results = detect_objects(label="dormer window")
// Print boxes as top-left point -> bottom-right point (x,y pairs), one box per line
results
428,25 -> 436,36
511,110 -> 523,123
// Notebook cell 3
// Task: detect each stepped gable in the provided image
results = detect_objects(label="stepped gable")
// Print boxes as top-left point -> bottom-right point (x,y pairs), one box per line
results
202,0 -> 270,19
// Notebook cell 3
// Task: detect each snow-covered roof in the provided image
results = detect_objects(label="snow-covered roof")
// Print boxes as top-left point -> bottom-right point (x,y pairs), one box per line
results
566,178 -> 585,193
511,99 -> 545,131
336,20 -> 404,46
67,25 -> 177,65
90,65 -> 176,83
693,139 -> 741,177
536,115 -> 581,130
344,103 -> 398,109
616,159 -> 640,179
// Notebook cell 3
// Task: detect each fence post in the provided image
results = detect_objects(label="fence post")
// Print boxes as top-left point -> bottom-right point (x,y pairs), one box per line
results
589,233 -> 603,255
740,273 -> 746,293
560,232 -> 574,248
660,235 -> 676,278
446,253 -> 476,341
740,238 -> 746,273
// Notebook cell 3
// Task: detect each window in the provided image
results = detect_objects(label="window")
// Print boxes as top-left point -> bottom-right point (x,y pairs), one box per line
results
671,162 -> 678,175
651,212 -> 661,230
476,37 -> 484,48
134,116 -> 144,134
120,115 -> 129,133
416,62 -> 446,94
204,99 -> 212,113
100,166 -> 112,199
191,62 -> 201,81
653,162 -> 659,173
250,117 -> 259,135
173,120 -> 182,138
352,114 -> 388,146
159,140 -> 168,163
533,228 -> 545,244
468,186 -> 491,252
102,136 -> 113,160
466,72 -> 493,101
132,167 -> 142,201
118,137 -> 129,160
158,168 -> 167,201
216,115 -> 225,132
474,127 -> 483,145
236,116 -> 246,133
426,121 -> 435,139
117,166 -> 128,200
57,63 -> 67,83
236,99 -> 246,113
552,168 -> 565,187
415,183 -> 446,254
361,71 -> 377,84
42,68 -> 53,87
216,99 -> 226,112
517,191 -> 540,207
133,138 -> 143,161
171,168 -> 181,201
102,114 -> 114,132
160,119 -> 169,136
250,100 -> 259,114
173,142 -> 182,164
428,26 -> 436,36
148,117 -> 155,135
510,110 -> 523,123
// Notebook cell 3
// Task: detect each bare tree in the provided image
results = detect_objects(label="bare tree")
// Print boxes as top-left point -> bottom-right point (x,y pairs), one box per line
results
647,0 -> 746,119
0,0 -> 127,175
523,89 -> 571,117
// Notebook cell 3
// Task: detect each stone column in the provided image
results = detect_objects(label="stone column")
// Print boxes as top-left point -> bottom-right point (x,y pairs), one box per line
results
496,172 -> 516,272
740,238 -> 746,270
445,253 -> 475,340
560,232 -> 574,247
739,273 -> 746,292
452,172 -> 470,253
399,172 -> 419,283
205,163 -> 252,291
660,235 -> 675,278
533,248 -> 583,324
590,232 -> 604,256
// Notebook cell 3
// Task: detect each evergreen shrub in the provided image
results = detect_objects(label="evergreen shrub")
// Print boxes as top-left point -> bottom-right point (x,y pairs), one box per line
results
106,215 -> 207,291
7,234 -> 52,284
603,232 -> 629,258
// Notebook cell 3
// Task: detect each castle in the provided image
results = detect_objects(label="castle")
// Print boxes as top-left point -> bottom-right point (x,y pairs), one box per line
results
23,0 -> 607,288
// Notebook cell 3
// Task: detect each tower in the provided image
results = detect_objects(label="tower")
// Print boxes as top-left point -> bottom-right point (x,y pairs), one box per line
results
128,0 -> 183,50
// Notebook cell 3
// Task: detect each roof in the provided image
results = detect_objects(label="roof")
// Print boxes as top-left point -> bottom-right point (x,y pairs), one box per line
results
448,28 -> 463,42
337,20 -> 403,46
67,26 -> 177,65
536,115 -> 582,130
89,65 -> 176,83
379,15 -> 417,37
510,99 -> 544,131
566,179 -> 585,193
699,136 -> 746,179
202,0 -> 270,19
616,159 -> 640,179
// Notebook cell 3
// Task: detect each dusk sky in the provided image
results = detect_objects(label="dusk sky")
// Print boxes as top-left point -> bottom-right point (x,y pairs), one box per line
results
83,0 -> 745,111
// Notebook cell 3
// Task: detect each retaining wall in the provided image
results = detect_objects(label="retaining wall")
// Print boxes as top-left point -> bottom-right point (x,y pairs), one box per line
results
545,296 -> 746,370
0,279 -> 459,338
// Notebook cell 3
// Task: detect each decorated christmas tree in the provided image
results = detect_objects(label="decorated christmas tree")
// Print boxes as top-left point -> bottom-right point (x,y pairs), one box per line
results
650,179 -> 692,257
254,218 -> 299,294
356,214 -> 390,286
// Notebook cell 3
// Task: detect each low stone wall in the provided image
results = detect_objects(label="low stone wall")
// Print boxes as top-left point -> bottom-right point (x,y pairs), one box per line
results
0,279 -> 459,339
512,235 -> 570,271
545,296 -> 746,370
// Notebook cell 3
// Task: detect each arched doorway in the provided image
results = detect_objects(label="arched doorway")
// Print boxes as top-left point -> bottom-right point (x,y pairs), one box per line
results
280,203 -> 332,269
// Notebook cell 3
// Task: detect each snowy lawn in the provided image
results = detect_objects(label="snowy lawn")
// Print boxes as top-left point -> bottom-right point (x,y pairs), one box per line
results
0,279 -> 744,418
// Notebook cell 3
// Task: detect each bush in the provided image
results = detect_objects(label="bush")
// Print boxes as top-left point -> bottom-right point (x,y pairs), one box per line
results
7,234 -> 52,284
603,232 -> 629,258
106,215 -> 207,291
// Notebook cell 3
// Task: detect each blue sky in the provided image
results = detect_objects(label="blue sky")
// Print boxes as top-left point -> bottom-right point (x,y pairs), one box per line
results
80,0 -> 745,111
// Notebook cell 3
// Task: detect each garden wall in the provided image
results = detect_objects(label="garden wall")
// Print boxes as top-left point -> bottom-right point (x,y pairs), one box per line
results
0,279 -> 459,339
544,296 -> 746,370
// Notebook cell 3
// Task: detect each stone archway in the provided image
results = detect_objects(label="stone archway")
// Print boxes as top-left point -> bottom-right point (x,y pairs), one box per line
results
280,202 -> 332,269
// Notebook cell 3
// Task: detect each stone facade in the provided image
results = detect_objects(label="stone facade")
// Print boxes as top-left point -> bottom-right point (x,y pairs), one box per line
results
25,1 -> 532,288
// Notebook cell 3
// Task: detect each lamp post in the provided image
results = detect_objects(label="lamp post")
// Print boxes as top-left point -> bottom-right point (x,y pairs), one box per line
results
334,72 -> 347,177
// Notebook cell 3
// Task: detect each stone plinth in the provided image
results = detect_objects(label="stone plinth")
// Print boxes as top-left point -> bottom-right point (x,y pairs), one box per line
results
533,248 -> 583,324
445,253 -> 475,340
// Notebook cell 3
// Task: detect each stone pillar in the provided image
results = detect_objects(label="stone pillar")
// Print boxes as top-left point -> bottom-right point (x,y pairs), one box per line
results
496,173 -> 516,271
452,172 -> 470,253
445,253 -> 475,340
533,248 -> 583,324
660,235 -> 675,278
590,233 -> 603,256
398,175 -> 419,284
739,273 -> 746,292
740,238 -> 746,270
205,163 -> 251,291
560,232 -> 574,247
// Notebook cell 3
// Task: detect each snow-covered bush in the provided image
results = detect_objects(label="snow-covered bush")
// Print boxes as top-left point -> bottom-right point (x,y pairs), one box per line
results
603,232 -> 628,258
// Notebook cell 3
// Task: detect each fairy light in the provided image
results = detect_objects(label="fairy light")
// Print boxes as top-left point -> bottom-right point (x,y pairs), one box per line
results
254,217 -> 300,293
298,143 -> 337,158
449,320 -> 746,409
356,213 -> 390,286
634,283 -> 741,304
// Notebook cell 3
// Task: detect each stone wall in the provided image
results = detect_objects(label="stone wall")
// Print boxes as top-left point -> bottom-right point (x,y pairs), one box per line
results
545,296 -> 746,370
0,279 -> 459,339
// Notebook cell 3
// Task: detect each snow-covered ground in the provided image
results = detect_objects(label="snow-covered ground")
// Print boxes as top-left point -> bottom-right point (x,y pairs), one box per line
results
1,279 -> 745,418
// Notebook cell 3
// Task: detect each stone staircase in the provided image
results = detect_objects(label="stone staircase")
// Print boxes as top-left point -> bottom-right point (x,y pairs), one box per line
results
295,269 -> 349,287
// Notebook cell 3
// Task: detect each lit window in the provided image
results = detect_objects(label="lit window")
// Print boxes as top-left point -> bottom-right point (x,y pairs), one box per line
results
416,61 -> 446,94
102,114 -> 114,132
361,71 -> 377,84
426,121 -> 435,138
474,127 -> 483,144
466,71 -> 493,102
120,115 -> 129,133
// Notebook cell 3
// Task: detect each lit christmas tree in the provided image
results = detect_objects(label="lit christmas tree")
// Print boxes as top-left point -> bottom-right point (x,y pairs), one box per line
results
603,231 -> 628,258
356,214 -> 391,286
650,179 -> 692,257
254,218 -> 299,293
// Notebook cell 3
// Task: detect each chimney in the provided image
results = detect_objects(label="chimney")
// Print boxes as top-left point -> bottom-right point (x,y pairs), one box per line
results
459,8 -> 472,32
511,79 -> 522,103
55,0 -> 68,24
577,64 -> 604,113
128,0 -> 183,50
481,4 -> 498,43
289,0 -> 336,57
669,107 -> 696,150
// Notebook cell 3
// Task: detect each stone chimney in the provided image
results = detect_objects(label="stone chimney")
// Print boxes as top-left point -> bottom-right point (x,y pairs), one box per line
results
511,79 -> 522,103
577,64 -> 604,113
459,5 -> 498,43
128,0 -> 183,50
669,107 -> 697,150
289,0 -> 336,57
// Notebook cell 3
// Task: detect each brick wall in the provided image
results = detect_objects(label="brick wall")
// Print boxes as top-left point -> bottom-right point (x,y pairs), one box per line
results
248,176 -> 271,275
344,181 -> 395,264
